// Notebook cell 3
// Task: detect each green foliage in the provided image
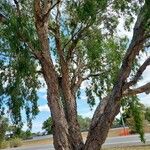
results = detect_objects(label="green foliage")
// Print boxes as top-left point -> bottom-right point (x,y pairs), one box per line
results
85,36 -> 128,105
42,117 -> 53,135
24,130 -> 32,139
0,140 -> 9,149
0,117 -> 9,144
9,138 -> 23,148
7,125 -> 33,139
145,107 -> 150,122
122,96 -> 145,142
0,0 -> 40,129
111,118 -> 122,128
77,115 -> 91,131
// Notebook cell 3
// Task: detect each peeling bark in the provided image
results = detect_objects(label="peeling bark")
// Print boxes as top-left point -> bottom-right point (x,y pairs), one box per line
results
60,64 -> 84,150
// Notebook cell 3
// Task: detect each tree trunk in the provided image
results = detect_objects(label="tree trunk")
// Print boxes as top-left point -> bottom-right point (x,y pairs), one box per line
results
84,97 -> 121,150
39,54 -> 72,150
64,94 -> 84,150
54,23 -> 84,149
60,66 -> 84,150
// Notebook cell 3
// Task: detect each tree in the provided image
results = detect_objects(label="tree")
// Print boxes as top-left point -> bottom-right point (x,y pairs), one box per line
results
0,0 -> 150,150
42,117 -> 53,135
121,96 -> 145,139
0,117 -> 8,146
111,118 -> 122,128
77,115 -> 91,131
145,107 -> 150,122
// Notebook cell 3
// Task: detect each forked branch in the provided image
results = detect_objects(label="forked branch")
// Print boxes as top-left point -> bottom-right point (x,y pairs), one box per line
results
123,82 -> 150,96
124,57 -> 150,90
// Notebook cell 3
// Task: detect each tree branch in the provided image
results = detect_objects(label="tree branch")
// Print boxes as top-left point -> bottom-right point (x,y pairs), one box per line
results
54,1 -> 66,63
110,3 -> 148,100
43,0 -> 61,20
63,25 -> 83,49
124,57 -> 150,89
83,70 -> 111,81
42,0 -> 53,22
18,34 -> 42,60
66,22 -> 92,61
70,52 -> 88,93
123,82 -> 150,96
34,0 -> 42,21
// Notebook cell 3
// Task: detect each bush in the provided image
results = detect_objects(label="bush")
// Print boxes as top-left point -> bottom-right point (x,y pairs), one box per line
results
9,138 -> 23,148
0,140 -> 9,149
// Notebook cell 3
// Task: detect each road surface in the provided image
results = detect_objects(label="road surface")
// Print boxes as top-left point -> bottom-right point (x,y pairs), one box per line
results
5,134 -> 150,150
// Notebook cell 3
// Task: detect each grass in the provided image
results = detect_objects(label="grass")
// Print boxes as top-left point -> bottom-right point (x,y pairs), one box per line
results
23,138 -> 53,146
103,145 -> 150,150
22,127 -> 150,147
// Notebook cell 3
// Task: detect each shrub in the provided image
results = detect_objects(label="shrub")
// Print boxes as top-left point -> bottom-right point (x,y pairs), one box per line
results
0,140 -> 9,149
9,138 -> 23,148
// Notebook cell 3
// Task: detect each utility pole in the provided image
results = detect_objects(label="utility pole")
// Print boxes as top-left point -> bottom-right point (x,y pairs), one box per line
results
120,111 -> 127,136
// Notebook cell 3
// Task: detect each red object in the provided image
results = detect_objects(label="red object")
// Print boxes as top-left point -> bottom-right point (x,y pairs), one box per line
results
119,128 -> 130,136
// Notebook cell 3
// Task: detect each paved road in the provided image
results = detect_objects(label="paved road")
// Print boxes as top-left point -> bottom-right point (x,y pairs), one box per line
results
5,134 -> 150,150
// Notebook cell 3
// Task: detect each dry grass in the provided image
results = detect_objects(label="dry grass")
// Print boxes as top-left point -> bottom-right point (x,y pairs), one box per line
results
82,128 -> 129,139
103,145 -> 150,150
23,138 -> 53,146
23,127 -> 150,147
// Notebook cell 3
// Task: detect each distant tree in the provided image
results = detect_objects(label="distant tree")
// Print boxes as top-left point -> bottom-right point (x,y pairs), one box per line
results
25,130 -> 32,137
145,107 -> 150,122
121,96 -> 145,138
111,118 -> 122,128
0,116 -> 8,145
77,115 -> 91,131
7,125 -> 32,139
42,117 -> 53,135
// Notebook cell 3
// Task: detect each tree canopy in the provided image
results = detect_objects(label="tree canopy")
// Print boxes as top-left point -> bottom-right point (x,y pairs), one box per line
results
0,0 -> 150,150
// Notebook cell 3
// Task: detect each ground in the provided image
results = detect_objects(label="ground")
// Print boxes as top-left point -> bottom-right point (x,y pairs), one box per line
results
103,146 -> 150,150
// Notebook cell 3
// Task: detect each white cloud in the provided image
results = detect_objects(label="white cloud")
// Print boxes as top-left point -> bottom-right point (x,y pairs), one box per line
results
32,123 -> 43,132
81,80 -> 90,90
22,122 -> 44,132
79,111 -> 94,118
39,105 -> 50,112
42,94 -> 47,100
79,105 -> 97,118
22,123 -> 28,131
